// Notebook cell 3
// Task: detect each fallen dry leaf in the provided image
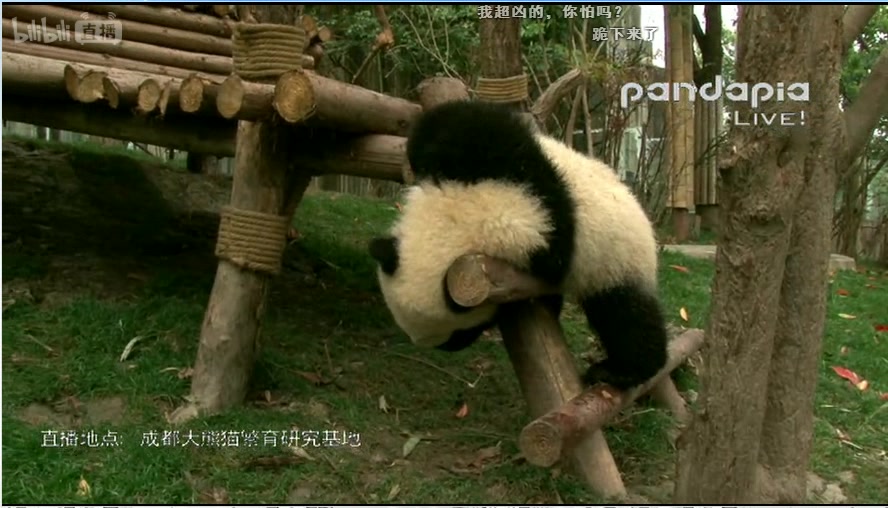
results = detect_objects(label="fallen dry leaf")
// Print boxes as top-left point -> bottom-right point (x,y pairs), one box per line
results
119,336 -> 145,362
378,395 -> 390,413
879,392 -> 888,401
455,402 -> 469,419
831,366 -> 862,385
679,307 -> 689,322
838,313 -> 857,320
669,265 -> 690,273
386,483 -> 401,501
874,324 -> 888,333
394,202 -> 403,212
77,477 -> 91,497
402,436 -> 421,458
836,289 -> 850,296
840,346 -> 849,356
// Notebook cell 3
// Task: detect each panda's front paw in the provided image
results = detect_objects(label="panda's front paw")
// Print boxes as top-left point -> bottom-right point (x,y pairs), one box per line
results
581,360 -> 645,392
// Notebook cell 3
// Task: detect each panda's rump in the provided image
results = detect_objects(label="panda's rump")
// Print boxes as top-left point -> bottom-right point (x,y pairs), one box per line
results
534,135 -> 659,295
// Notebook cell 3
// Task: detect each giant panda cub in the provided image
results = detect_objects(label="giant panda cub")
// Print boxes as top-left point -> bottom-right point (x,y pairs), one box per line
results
368,100 -> 669,391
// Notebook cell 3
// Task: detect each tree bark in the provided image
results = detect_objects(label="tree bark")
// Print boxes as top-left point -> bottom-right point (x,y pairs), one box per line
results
674,5 -> 827,503
759,6 -> 882,503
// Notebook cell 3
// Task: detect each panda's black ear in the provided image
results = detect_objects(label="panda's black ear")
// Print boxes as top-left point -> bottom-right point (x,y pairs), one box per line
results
368,236 -> 399,275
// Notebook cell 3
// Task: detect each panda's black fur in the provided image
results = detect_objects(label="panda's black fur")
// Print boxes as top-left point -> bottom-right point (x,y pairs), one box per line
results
370,101 -> 669,391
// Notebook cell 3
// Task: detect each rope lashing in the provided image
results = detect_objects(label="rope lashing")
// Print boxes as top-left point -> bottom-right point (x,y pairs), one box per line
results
215,205 -> 290,275
475,73 -> 529,103
232,23 -> 307,81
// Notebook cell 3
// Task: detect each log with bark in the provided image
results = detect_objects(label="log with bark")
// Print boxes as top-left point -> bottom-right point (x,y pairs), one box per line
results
2,94 -> 237,156
4,52 -> 414,183
2,37 -> 232,80
70,3 -> 233,37
518,328 -> 704,467
1,17 -> 230,74
213,69 -> 422,135
4,4 -> 233,56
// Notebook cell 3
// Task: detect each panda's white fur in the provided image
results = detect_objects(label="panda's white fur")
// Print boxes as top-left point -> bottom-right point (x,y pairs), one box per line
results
369,100 -> 668,390
378,135 -> 658,347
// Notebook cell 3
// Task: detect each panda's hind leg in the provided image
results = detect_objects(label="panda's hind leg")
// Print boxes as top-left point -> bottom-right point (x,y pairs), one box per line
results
579,282 -> 669,391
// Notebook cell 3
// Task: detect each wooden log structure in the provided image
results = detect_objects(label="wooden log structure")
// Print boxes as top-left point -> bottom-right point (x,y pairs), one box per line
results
3,49 -> 418,140
211,71 -> 422,135
3,53 -> 413,182
2,94 -> 236,156
518,328 -> 704,467
3,4 -> 233,56
70,3 -> 234,37
445,253 -> 703,494
1,16 -> 313,74
168,5 -> 316,421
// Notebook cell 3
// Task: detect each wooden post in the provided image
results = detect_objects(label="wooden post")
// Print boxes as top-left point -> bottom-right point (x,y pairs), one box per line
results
474,17 -> 625,497
170,5 -> 311,422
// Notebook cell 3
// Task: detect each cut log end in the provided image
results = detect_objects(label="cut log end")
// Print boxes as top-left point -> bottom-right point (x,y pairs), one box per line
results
445,253 -> 560,307
416,76 -> 470,110
518,417 -> 564,467
137,79 -> 162,114
446,255 -> 493,307
217,74 -> 245,119
157,81 -> 173,116
103,78 -> 122,109
63,65 -> 80,100
273,70 -> 316,123
79,71 -> 106,103
179,75 -> 205,113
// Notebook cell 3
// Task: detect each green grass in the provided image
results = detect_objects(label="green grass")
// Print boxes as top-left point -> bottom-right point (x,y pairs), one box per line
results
2,140 -> 886,504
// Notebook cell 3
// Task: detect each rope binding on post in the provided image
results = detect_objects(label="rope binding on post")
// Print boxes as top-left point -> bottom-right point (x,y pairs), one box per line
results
232,23 -> 307,81
215,205 -> 290,275
475,73 -> 529,103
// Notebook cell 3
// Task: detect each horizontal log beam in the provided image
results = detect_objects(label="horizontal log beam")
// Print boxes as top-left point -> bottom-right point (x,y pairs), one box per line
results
69,4 -> 233,38
1,17 -> 232,75
213,71 -> 422,135
3,4 -> 232,56
2,37 -> 233,80
2,94 -> 237,156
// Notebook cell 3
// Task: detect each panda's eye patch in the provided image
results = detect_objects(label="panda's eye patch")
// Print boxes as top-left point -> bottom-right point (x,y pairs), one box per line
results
369,236 -> 399,275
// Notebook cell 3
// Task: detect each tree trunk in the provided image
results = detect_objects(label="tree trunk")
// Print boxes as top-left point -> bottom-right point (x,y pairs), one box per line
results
757,7 -> 851,503
674,5 -> 831,503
